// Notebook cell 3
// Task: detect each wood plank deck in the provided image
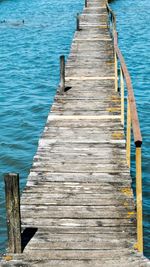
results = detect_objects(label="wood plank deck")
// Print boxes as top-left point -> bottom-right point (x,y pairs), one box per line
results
1,0 -> 150,266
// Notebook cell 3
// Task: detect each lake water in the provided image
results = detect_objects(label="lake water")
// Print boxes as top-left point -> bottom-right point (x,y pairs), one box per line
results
0,0 -> 149,259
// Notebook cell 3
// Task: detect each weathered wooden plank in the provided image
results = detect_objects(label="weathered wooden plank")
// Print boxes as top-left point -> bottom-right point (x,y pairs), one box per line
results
55,94 -> 119,101
20,206 -> 136,219
24,239 -> 133,250
36,148 -> 126,157
65,76 -> 115,80
75,38 -> 112,41
11,249 -> 138,260
21,218 -> 136,228
21,198 -> 134,208
46,120 -> 123,128
21,192 -> 134,201
70,42 -> 113,49
47,115 -> 121,120
31,163 -> 129,173
27,171 -> 132,183
52,102 -> 121,109
24,181 -> 132,189
50,111 -> 121,116
41,128 -> 123,137
39,135 -> 124,144
42,125 -> 123,132
33,158 -> 127,168
21,224 -> 136,234
21,231 -> 136,240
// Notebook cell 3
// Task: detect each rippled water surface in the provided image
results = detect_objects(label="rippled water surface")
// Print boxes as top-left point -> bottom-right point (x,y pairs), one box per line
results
0,0 -> 83,253
0,0 -> 149,259
110,0 -> 150,258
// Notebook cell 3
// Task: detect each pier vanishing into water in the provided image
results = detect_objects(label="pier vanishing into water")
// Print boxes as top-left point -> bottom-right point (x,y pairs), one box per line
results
1,0 -> 150,266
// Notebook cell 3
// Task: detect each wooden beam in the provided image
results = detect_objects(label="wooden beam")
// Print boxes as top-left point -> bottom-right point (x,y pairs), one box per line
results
4,173 -> 22,253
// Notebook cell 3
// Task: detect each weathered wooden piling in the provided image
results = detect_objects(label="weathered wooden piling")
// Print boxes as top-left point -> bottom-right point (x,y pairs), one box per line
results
76,13 -> 80,31
60,55 -> 65,94
4,173 -> 21,254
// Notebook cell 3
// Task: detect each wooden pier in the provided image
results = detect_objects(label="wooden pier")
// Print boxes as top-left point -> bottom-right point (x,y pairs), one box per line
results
1,0 -> 150,266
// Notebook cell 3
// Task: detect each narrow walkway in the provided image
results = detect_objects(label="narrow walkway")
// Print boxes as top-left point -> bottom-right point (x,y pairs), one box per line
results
1,0 -> 150,266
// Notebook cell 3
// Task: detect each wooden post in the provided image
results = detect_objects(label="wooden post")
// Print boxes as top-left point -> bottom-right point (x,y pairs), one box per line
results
85,0 -> 87,7
120,67 -> 124,126
126,99 -> 131,168
136,146 -> 143,253
77,13 -> 80,31
4,173 -> 22,253
114,52 -> 118,92
60,55 -> 65,94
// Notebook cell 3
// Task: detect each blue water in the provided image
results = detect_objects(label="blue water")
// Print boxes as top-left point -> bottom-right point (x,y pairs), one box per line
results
110,0 -> 150,258
0,0 -> 83,254
0,0 -> 149,259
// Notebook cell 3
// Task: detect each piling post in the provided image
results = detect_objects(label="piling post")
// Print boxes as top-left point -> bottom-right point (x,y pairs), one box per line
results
85,0 -> 88,7
60,55 -> 65,94
120,67 -> 124,126
77,13 -> 80,31
136,146 -> 143,253
126,99 -> 131,168
4,173 -> 22,253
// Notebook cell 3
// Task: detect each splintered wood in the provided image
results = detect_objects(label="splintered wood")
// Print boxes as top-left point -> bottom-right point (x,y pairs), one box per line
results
1,0 -> 150,266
